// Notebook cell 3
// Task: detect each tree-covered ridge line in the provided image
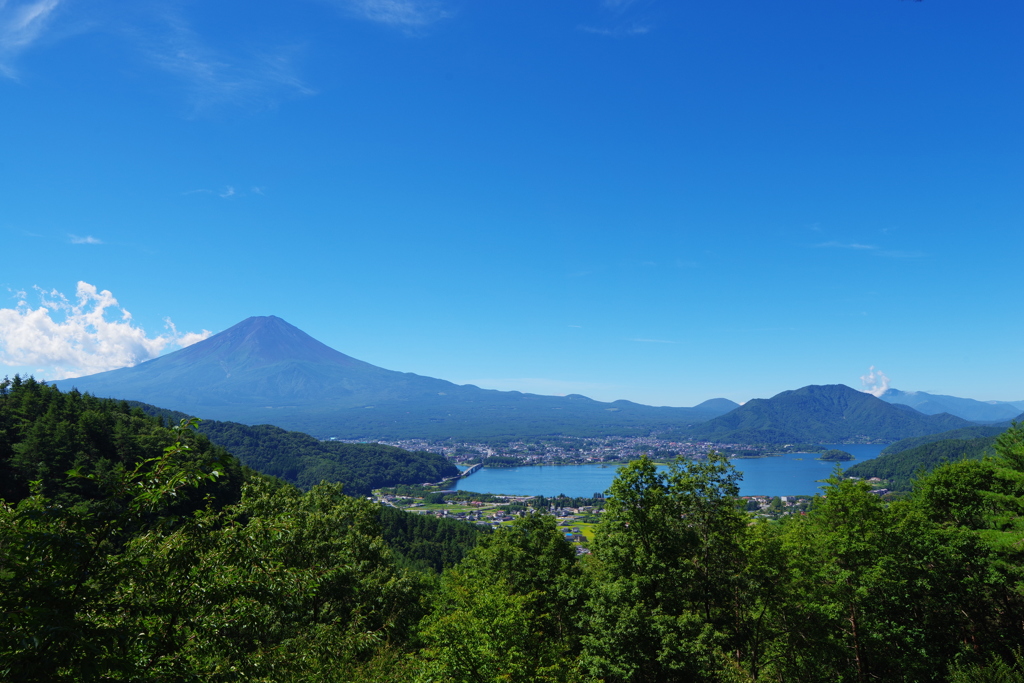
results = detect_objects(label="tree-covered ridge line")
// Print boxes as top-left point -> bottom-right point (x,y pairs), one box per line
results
880,423 -> 1011,456
4,375 -> 1024,681
0,376 -> 484,569
123,400 -> 461,495
843,423 -> 1018,492
197,421 -> 460,495
0,376 -> 247,513
846,435 -> 999,491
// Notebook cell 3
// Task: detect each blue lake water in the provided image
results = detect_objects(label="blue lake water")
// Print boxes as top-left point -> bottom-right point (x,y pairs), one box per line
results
454,444 -> 886,498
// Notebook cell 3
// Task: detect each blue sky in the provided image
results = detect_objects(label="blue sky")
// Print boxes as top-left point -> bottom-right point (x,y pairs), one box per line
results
1,0 -> 1022,407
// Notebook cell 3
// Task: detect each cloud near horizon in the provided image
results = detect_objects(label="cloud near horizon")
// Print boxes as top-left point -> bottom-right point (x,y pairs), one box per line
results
860,365 -> 891,397
0,282 -> 212,380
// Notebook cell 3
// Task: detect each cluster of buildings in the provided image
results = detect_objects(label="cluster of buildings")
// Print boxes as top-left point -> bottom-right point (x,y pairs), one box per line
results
348,435 -> 762,467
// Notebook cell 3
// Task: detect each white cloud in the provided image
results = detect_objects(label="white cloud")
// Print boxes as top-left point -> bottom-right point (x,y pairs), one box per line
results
0,0 -> 62,78
69,234 -> 102,244
0,282 -> 212,380
860,365 -> 891,397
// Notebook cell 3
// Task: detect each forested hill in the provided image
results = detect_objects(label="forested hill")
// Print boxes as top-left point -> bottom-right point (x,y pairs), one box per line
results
878,423 -> 1012,456
845,435 -> 999,491
684,383 -> 973,443
198,421 -> 459,495
0,376 -> 245,512
843,423 -> 1012,491
5,373 -> 1024,680
127,402 -> 460,495
5,414 -> 1024,680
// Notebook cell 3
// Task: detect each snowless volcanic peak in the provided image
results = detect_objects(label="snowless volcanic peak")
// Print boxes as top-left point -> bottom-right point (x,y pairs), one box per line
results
52,315 -> 741,439
170,315 -> 370,369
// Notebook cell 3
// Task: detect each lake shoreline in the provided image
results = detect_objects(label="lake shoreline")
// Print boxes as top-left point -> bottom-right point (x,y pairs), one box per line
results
455,444 -> 888,498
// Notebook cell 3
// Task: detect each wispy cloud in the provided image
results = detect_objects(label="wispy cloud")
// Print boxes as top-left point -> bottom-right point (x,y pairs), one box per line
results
0,0 -> 62,78
324,0 -> 451,28
0,282 -> 212,379
184,185 -> 263,199
579,23 -> 650,38
141,13 -> 315,113
814,241 -> 925,258
580,0 -> 653,38
2,0 -> 439,103
815,241 -> 877,250
69,234 -> 102,244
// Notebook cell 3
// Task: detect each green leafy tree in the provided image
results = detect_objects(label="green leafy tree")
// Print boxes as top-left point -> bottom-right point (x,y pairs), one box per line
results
0,418 -> 226,681
417,513 -> 586,683
581,453 -> 746,682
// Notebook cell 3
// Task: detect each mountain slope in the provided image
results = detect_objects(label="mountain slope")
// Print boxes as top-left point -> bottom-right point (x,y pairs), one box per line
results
878,423 -> 1014,457
685,384 -> 974,444
844,435 -> 1000,491
53,316 -> 738,439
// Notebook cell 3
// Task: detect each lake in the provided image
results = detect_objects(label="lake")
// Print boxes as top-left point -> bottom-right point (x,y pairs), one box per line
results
453,443 -> 887,498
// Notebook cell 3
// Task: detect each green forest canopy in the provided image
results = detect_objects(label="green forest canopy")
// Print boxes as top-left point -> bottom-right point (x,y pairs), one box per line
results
3,377 -> 1024,681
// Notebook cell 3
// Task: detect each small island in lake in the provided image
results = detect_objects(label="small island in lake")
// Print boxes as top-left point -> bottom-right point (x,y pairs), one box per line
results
818,449 -> 855,462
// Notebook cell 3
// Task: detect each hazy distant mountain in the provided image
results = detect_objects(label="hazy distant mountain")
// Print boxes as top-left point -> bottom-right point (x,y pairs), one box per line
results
879,388 -> 1024,423
53,316 -> 738,439
685,384 -> 974,444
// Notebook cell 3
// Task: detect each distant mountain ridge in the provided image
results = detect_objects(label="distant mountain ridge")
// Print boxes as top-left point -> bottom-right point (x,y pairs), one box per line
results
53,316 -> 739,440
879,388 -> 1024,423
684,384 -> 974,444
